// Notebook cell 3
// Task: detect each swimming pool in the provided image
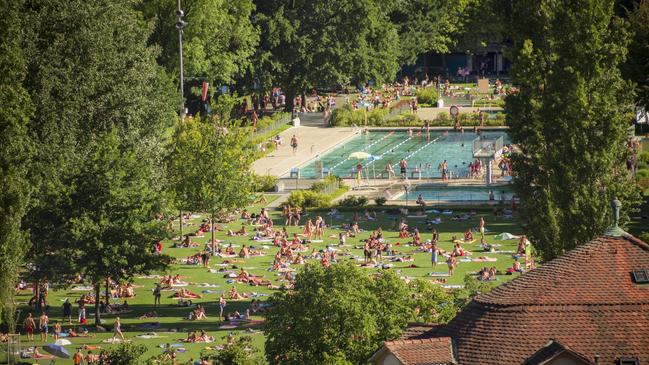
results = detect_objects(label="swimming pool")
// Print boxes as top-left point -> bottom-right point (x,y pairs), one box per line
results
289,130 -> 509,179
399,185 -> 514,202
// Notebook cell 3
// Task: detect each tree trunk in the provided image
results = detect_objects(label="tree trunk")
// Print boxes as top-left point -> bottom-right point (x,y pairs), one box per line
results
105,277 -> 110,304
94,282 -> 101,326
179,209 -> 183,238
34,280 -> 41,312
284,88 -> 297,114
211,210 -> 216,256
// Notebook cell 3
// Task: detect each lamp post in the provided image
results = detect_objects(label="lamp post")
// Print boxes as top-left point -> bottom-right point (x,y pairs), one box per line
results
176,0 -> 187,122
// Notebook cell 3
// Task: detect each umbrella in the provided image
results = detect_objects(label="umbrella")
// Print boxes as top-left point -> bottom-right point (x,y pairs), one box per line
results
43,344 -> 71,358
54,339 -> 72,346
348,151 -> 371,160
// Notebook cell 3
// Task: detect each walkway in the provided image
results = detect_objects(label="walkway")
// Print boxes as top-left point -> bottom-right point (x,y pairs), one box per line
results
251,112 -> 359,177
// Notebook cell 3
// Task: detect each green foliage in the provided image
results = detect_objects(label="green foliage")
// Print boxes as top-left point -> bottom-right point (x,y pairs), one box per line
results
637,169 -> 649,179
338,195 -> 369,207
251,174 -> 278,192
330,105 -> 387,127
408,279 -> 459,323
202,336 -> 266,365
622,0 -> 649,108
254,0 -> 400,111
106,342 -> 148,365
139,0 -> 258,88
264,263 -> 413,364
416,87 -> 438,105
374,197 -> 387,206
454,274 -> 494,309
0,0 -> 33,330
287,190 -> 332,209
168,117 -> 255,215
506,0 -> 642,260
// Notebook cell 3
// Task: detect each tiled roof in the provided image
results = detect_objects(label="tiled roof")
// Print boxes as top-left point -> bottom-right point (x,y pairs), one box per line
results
418,234 -> 649,365
383,337 -> 455,365
475,234 -> 649,306
523,339 -> 594,365
400,323 -> 443,340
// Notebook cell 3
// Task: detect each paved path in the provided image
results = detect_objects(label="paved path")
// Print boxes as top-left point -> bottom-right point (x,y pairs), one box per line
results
251,113 -> 358,177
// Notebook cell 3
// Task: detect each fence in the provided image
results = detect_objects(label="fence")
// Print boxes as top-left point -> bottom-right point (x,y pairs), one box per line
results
472,135 -> 504,158
248,113 -> 291,141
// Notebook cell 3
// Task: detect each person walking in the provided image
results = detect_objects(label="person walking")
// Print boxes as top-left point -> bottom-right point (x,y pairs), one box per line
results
72,348 -> 85,365
112,317 -> 125,342
479,216 -> 486,245
290,135 -> 298,155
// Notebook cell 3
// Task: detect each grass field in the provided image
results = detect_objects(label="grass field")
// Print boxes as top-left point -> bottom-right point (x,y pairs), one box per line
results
10,197 -> 525,364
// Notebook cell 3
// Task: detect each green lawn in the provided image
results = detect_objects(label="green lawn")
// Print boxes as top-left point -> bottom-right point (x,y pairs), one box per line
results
13,199 -> 524,364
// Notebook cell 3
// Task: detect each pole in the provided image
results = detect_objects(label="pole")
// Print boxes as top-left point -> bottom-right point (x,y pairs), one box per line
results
177,0 -> 186,122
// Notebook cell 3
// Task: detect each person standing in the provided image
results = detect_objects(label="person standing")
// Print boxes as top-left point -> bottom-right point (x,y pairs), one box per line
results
431,241 -> 439,268
78,302 -> 86,324
290,135 -> 298,155
62,298 -> 72,324
23,313 -> 35,341
153,283 -> 162,307
219,294 -> 227,320
479,216 -> 486,245
72,348 -> 85,365
399,159 -> 408,179
39,312 -> 49,341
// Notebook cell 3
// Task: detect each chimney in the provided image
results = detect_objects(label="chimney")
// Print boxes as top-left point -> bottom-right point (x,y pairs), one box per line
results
604,199 -> 626,237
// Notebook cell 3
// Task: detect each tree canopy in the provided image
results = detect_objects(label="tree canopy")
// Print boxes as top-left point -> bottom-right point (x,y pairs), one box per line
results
0,0 -> 33,330
506,0 -> 641,260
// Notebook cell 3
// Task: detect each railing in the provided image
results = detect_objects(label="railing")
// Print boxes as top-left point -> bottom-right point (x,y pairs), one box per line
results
249,113 -> 291,141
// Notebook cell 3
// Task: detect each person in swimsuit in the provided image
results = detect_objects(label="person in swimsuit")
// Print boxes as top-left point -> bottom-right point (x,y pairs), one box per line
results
219,294 -> 227,319
431,242 -> 439,268
112,317 -> 125,341
23,313 -> 35,341
399,159 -> 407,179
290,135 -> 298,155
39,312 -> 49,341
479,216 -> 486,244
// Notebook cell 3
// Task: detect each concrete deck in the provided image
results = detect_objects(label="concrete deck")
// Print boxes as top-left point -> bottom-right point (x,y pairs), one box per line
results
251,113 -> 359,177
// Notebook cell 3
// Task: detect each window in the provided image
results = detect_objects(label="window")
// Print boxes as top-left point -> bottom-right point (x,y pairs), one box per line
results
618,357 -> 639,365
632,270 -> 649,284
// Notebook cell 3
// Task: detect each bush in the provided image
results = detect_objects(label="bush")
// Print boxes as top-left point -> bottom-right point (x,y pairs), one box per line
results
636,168 -> 649,180
639,151 -> 649,166
311,175 -> 341,193
416,87 -> 438,105
288,190 -> 333,209
251,173 -> 278,192
437,112 -> 450,121
339,195 -> 368,207
374,197 -> 387,206
638,177 -> 649,192
330,105 -> 365,126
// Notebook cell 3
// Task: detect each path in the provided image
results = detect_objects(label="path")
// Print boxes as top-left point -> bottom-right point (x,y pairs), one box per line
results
251,112 -> 358,177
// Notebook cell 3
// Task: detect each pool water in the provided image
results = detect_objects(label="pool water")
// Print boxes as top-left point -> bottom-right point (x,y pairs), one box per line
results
291,130 -> 509,179
400,185 -> 514,202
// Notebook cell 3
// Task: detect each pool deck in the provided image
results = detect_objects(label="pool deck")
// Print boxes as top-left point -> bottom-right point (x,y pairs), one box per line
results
251,116 -> 359,176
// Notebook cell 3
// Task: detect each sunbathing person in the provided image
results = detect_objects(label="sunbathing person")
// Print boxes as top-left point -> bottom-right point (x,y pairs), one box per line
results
464,230 -> 474,242
189,305 -> 207,320
224,244 -> 236,256
228,286 -> 249,300
171,288 -> 202,299
139,311 -> 159,319
227,224 -> 248,236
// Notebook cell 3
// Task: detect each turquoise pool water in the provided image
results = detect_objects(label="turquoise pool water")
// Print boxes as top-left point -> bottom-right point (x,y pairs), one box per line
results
400,185 -> 514,202
290,130 -> 509,179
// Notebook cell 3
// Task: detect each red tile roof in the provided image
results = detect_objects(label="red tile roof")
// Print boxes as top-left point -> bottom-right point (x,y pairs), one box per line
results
404,234 -> 649,365
382,337 -> 455,365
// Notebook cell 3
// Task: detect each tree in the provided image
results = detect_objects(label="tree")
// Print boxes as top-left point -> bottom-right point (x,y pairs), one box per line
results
265,263 -> 415,364
21,0 -> 177,306
167,117 -> 254,253
386,0 -> 473,66
63,131 -> 173,325
253,0 -> 400,112
622,0 -> 649,108
139,0 -> 259,89
506,0 -> 641,261
0,0 -> 33,331
106,342 -> 148,365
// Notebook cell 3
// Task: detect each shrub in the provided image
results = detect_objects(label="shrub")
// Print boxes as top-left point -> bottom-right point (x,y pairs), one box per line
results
339,195 -> 368,207
330,105 -> 364,127
251,173 -> 278,192
416,87 -> 438,105
638,177 -> 649,192
374,197 -> 387,206
437,112 -> 450,121
639,151 -> 649,166
288,190 -> 333,209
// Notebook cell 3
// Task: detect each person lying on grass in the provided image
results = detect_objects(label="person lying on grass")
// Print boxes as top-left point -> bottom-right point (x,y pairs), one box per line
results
170,288 -> 202,299
182,330 -> 214,343
139,311 -> 159,319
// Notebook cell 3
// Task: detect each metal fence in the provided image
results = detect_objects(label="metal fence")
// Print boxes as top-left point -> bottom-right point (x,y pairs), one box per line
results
472,135 -> 504,158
